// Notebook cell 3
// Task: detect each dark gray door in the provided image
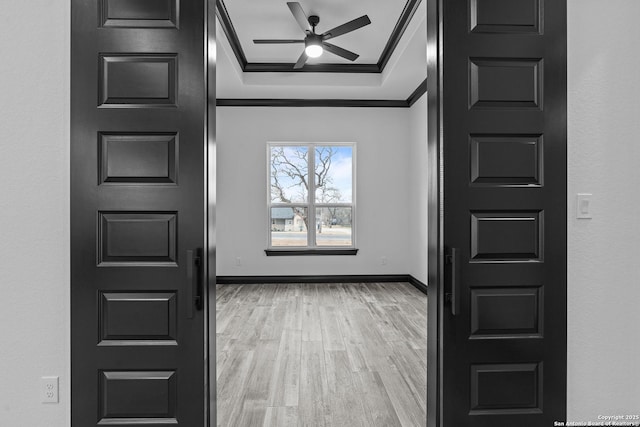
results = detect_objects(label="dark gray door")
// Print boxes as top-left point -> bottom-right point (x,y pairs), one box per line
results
430,0 -> 567,425
71,1 -> 207,425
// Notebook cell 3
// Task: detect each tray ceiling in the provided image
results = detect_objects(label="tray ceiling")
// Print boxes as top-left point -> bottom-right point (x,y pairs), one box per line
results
216,0 -> 427,100
218,0 -> 420,71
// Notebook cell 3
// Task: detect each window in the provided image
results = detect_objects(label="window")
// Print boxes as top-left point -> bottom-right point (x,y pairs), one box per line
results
267,143 -> 355,253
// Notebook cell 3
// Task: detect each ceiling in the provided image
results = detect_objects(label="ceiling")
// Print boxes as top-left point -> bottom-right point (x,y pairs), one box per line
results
216,0 -> 427,101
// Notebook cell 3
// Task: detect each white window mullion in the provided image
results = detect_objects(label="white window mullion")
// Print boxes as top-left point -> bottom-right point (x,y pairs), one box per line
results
308,143 -> 316,248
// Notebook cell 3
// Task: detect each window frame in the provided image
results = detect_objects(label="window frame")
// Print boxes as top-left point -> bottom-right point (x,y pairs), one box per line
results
266,142 -> 357,253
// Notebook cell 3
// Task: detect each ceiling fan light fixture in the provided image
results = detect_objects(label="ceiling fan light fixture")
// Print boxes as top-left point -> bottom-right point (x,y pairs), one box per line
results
305,43 -> 323,58
306,14 -> 322,58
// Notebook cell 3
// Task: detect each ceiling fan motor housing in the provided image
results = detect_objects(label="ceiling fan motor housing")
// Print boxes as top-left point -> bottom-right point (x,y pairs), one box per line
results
308,15 -> 320,29
305,33 -> 322,47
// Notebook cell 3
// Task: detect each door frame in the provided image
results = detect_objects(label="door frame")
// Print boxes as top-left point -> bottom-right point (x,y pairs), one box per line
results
426,0 -> 443,424
204,0 -> 566,426
202,0 -> 443,425
206,0 -> 217,425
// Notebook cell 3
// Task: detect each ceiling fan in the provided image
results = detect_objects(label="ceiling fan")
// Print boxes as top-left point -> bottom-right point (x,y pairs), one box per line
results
253,2 -> 371,69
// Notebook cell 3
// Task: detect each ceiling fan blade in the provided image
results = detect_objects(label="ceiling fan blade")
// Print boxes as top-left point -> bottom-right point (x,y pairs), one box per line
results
287,2 -> 311,33
293,51 -> 308,69
321,15 -> 371,40
253,39 -> 305,44
322,42 -> 359,61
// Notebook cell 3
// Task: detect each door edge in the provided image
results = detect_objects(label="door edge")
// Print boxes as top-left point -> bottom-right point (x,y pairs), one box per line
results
426,0 -> 443,426
205,1 -> 217,426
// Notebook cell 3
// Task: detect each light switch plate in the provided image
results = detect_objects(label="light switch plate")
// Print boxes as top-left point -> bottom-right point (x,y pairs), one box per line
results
576,193 -> 592,219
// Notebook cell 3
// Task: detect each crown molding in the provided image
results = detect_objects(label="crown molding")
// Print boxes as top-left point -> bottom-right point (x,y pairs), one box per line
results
216,98 -> 409,108
216,77 -> 427,108
407,78 -> 428,106
216,0 -> 247,68
243,62 -> 380,74
377,0 -> 423,71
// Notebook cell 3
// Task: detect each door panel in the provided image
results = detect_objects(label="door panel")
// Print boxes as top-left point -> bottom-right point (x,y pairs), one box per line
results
99,132 -> 178,184
71,1 -> 207,425
433,0 -> 567,425
99,371 -> 178,421
469,0 -> 541,34
100,0 -> 180,28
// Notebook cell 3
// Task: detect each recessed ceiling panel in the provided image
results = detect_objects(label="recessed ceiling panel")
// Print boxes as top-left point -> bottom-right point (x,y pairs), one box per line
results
216,1 -> 427,100
223,0 -> 408,64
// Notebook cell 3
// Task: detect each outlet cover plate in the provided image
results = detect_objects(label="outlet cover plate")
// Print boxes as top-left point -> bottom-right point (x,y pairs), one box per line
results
41,376 -> 59,403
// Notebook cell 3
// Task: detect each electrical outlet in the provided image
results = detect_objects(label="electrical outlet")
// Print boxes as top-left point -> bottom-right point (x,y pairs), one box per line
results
41,376 -> 59,403
235,257 -> 241,266
381,256 -> 388,266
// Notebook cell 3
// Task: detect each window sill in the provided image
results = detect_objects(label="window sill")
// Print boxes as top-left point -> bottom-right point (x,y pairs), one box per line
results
265,248 -> 359,256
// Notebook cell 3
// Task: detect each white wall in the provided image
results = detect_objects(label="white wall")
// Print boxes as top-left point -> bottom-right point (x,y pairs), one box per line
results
408,96 -> 429,284
0,1 -> 70,426
1,1 -> 639,425
216,107 -> 411,276
567,0 -> 640,420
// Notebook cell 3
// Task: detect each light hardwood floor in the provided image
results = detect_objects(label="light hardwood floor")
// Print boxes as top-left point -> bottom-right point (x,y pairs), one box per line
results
216,282 -> 427,427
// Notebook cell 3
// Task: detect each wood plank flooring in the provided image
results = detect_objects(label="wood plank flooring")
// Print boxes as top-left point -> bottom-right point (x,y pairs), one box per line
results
216,282 -> 427,427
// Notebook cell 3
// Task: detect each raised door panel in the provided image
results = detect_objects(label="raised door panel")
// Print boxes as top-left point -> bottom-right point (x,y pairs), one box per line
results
100,292 -> 178,345
470,134 -> 543,186
470,287 -> 543,338
98,212 -> 178,266
100,0 -> 179,28
470,0 -> 542,34
469,58 -> 542,109
100,371 -> 177,422
99,55 -> 178,107
99,133 -> 178,184
470,363 -> 542,414
470,211 -> 543,261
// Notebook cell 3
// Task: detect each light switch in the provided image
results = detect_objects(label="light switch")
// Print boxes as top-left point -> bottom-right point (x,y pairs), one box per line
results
576,193 -> 592,219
